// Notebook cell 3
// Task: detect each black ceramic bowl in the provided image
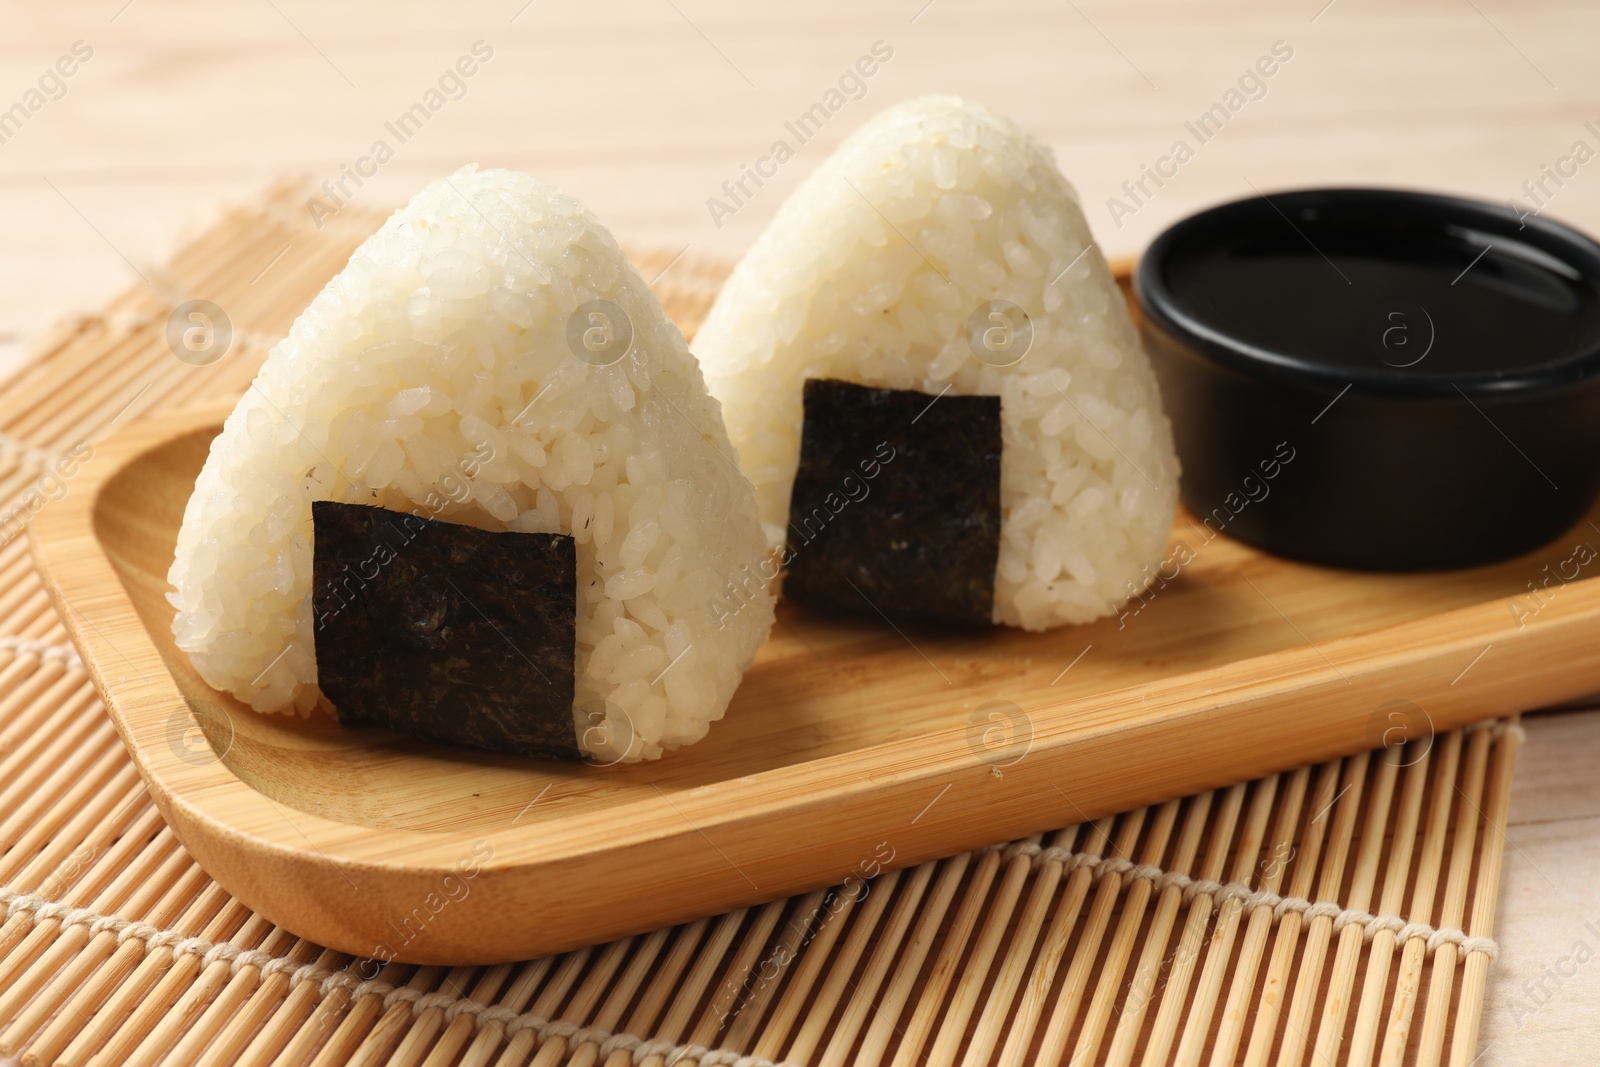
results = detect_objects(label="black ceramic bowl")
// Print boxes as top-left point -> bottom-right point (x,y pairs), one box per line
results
1136,188 -> 1600,570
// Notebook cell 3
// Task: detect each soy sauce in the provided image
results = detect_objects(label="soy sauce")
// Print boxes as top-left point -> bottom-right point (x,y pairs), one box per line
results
1165,207 -> 1600,375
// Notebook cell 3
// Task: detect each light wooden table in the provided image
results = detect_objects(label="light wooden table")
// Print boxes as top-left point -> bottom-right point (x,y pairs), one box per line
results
2,1 -> 1598,1060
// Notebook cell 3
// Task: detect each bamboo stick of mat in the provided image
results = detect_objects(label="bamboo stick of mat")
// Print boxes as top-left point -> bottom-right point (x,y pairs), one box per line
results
1292,748 -> 1401,1067
1343,736 -> 1437,1067
1237,759 -> 1342,1067
1209,764 -> 1317,1066
1450,720 -> 1520,1067
1265,754 -> 1368,1066
1103,792 -> 1214,1067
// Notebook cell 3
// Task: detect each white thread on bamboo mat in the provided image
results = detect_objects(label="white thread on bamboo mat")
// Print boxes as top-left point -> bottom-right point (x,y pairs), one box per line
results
0,429 -> 68,474
0,635 -> 82,670
0,884 -> 798,1067
1469,717 -> 1527,744
990,843 -> 1501,959
48,304 -> 283,361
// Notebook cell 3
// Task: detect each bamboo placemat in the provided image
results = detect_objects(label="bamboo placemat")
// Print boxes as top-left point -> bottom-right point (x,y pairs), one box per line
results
0,182 -> 1520,1067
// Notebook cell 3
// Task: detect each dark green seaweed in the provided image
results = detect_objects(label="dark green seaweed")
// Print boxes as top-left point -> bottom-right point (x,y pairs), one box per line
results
783,378 -> 1001,627
311,501 -> 580,760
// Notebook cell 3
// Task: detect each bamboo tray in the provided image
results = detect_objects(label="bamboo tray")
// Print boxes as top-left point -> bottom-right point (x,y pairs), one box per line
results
25,265 -> 1600,968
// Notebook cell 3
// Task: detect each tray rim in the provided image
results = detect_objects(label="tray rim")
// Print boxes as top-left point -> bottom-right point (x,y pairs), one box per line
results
29,397 -> 1600,963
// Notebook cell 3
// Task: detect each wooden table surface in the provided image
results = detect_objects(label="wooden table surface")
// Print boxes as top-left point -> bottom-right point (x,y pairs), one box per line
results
2,1 -> 1598,1060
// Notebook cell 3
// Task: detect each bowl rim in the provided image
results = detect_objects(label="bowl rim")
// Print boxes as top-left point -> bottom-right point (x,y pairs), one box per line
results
1133,186 -> 1600,400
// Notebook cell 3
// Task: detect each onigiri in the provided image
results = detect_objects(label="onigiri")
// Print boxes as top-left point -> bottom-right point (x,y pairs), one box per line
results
167,166 -> 775,762
693,96 -> 1180,630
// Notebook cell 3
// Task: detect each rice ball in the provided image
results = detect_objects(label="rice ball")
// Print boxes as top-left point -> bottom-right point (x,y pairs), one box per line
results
167,166 -> 774,762
693,95 -> 1180,630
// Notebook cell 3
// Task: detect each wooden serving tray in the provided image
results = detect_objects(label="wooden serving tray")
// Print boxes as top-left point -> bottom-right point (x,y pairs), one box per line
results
29,316 -> 1600,968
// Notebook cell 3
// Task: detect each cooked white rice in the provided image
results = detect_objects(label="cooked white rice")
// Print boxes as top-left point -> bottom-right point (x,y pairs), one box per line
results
693,95 -> 1180,630
167,166 -> 774,762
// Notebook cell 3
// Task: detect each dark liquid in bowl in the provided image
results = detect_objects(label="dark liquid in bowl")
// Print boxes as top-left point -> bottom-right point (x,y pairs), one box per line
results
1165,210 -> 1600,375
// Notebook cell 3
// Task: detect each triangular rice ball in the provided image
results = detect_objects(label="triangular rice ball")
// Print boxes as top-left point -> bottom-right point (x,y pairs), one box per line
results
168,166 -> 773,761
694,96 -> 1180,630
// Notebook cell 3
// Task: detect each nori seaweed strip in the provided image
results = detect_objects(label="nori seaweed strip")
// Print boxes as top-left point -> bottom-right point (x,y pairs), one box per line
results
783,377 -> 1001,626
312,501 -> 580,759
